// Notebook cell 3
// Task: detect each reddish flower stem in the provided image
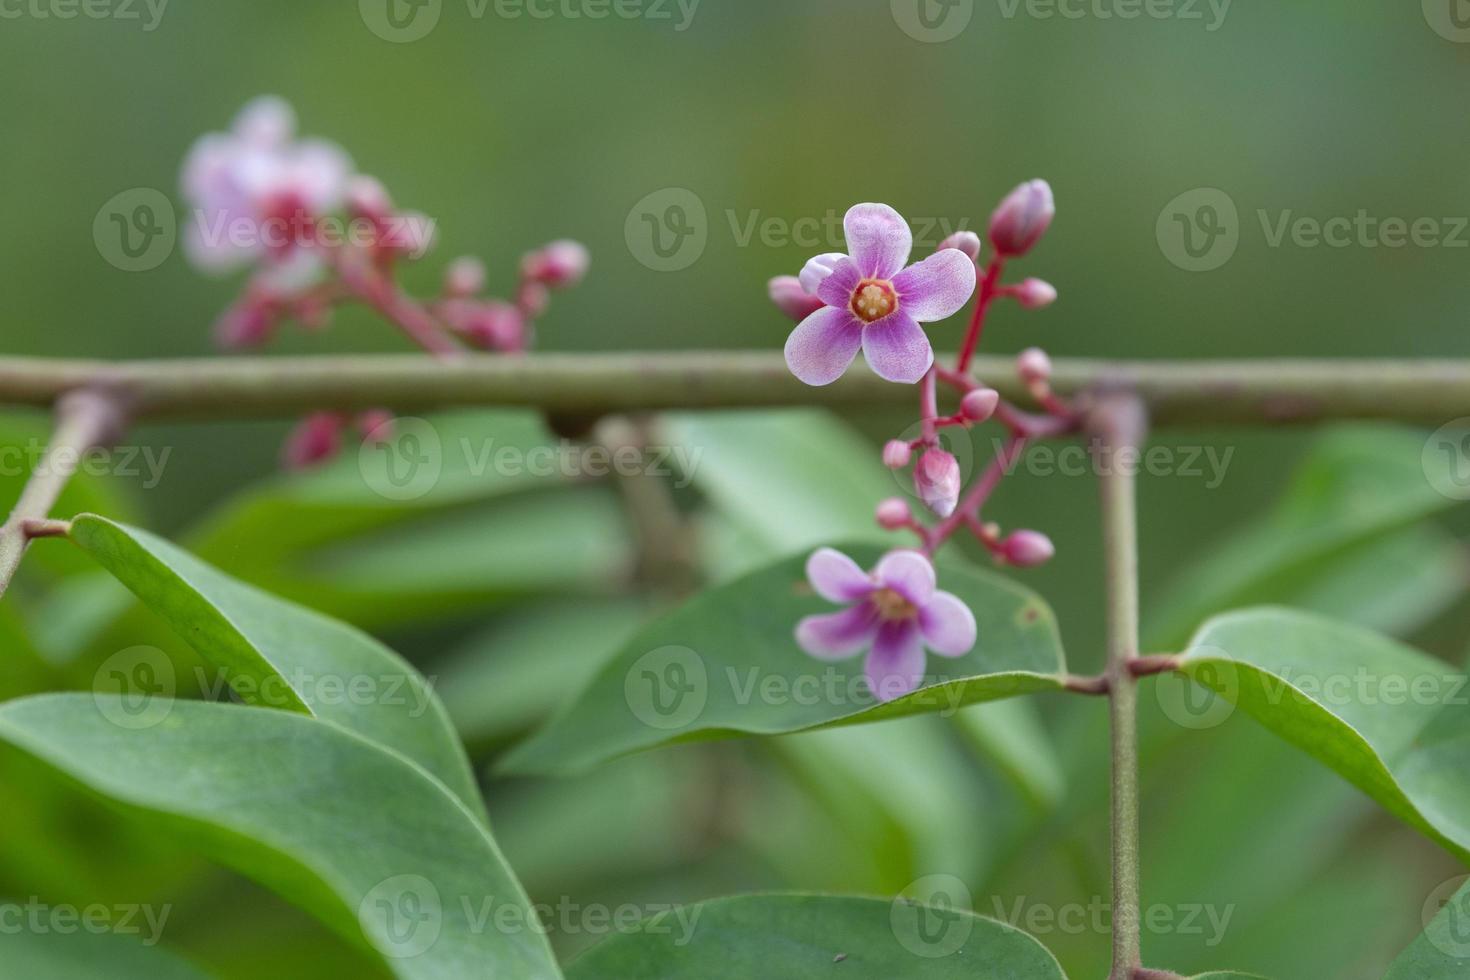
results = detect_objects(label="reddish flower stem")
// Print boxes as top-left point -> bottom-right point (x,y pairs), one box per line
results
331,254 -> 462,359
955,256 -> 1005,374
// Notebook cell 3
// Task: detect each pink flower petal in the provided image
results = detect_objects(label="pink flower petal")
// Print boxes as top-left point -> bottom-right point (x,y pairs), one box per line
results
815,257 -> 863,310
892,249 -> 977,322
874,550 -> 936,605
919,591 -> 977,657
861,311 -> 933,384
864,621 -> 926,702
844,203 -> 911,279
795,605 -> 878,660
799,252 -> 848,295
784,306 -> 864,387
806,548 -> 874,602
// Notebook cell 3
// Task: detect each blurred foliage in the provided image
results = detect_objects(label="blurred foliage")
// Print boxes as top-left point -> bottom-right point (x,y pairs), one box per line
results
2,1 -> 1469,975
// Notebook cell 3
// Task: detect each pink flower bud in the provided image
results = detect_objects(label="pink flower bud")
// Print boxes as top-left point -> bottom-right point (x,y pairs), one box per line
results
1015,277 -> 1057,309
444,256 -> 487,298
1001,530 -> 1055,567
357,409 -> 395,443
875,497 -> 912,530
768,276 -> 825,322
517,280 -> 549,318
214,302 -> 277,350
345,175 -> 393,221
882,439 -> 913,469
382,211 -> 436,259
522,239 -> 590,289
915,449 -> 962,518
938,230 -> 982,261
1017,347 -> 1053,385
989,179 -> 1054,258
282,412 -> 345,470
960,387 -> 1000,423
458,300 -> 525,352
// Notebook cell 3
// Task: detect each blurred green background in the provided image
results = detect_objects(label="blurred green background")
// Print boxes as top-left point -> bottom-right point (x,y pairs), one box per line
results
2,1 -> 1470,977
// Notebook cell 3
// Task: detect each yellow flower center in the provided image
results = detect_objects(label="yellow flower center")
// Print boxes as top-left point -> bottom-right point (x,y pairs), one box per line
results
851,279 -> 898,323
870,587 -> 917,622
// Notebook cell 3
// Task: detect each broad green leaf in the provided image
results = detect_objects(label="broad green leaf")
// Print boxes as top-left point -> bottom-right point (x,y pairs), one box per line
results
953,700 -> 1065,813
1385,877 -> 1470,978
661,410 -> 894,557
0,928 -> 211,980
65,514 -> 482,820
187,409 -> 566,567
770,716 -> 991,891
1175,608 -> 1470,861
501,546 -> 1066,775
277,486 -> 634,627
0,695 -> 560,980
565,894 -> 1066,979
1147,426 -> 1463,648
437,599 -> 648,751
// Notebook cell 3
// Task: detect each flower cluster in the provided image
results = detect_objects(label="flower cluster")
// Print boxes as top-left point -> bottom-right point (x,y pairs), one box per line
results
181,97 -> 589,467
770,184 -> 1074,701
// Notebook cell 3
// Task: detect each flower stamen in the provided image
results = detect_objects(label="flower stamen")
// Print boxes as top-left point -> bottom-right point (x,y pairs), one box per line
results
851,279 -> 897,323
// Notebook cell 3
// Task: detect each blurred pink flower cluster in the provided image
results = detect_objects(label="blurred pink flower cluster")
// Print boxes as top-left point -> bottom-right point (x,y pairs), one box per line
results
181,96 -> 589,467
770,184 -> 1074,701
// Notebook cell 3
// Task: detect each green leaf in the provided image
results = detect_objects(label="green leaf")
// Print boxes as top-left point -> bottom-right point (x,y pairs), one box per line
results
1147,425 -> 1463,648
0,694 -> 560,980
1174,608 -> 1470,861
65,514 -> 482,820
565,894 -> 1066,979
437,599 -> 648,751
501,545 -> 1066,775
0,928 -> 211,980
661,410 -> 894,557
1385,877 -> 1470,978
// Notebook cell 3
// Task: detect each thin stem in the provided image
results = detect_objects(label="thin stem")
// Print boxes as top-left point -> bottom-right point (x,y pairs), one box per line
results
956,257 -> 1005,373
331,254 -> 463,358
1090,392 -> 1149,980
0,389 -> 127,599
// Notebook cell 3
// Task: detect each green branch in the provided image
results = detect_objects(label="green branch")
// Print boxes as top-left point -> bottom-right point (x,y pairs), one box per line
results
0,353 -> 1469,424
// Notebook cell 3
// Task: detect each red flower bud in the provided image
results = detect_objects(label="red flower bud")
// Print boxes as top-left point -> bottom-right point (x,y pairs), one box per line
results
1015,277 -> 1057,309
915,449 -> 962,518
875,497 -> 912,530
1000,530 -> 1055,567
960,387 -> 1000,423
768,276 -> 824,322
989,180 -> 1055,258
882,439 -> 913,469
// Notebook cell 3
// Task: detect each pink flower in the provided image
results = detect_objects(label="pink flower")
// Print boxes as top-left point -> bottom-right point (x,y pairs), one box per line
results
796,548 -> 977,702
783,204 -> 977,386
180,96 -> 352,275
